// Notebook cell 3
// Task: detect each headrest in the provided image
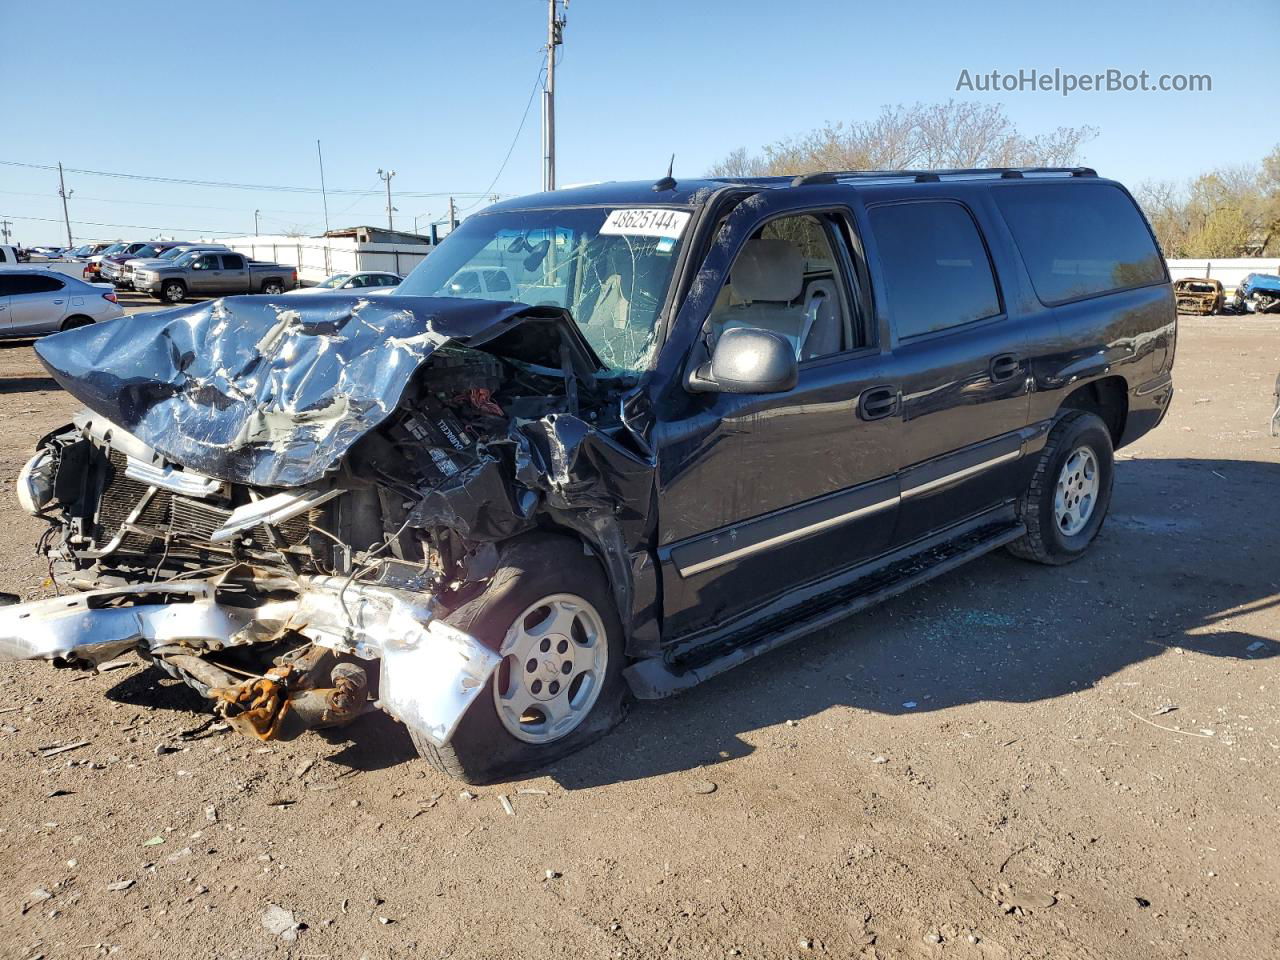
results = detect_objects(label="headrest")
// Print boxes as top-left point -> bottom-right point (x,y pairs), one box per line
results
730,239 -> 804,303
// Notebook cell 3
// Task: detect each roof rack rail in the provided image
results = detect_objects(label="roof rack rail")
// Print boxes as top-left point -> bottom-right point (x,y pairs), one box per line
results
788,166 -> 1097,187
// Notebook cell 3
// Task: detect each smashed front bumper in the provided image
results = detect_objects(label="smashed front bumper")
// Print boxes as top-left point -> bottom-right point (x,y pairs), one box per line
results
0,576 -> 500,748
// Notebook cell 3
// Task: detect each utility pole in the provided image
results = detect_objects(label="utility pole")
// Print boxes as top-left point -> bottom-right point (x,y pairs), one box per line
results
316,140 -> 331,237
542,0 -> 567,192
377,168 -> 396,230
254,209 -> 261,236
57,162 -> 74,247
447,196 -> 456,232
0,219 -> 11,245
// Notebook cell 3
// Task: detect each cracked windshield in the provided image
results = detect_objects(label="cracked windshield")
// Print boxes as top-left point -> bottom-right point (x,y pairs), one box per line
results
396,206 -> 692,373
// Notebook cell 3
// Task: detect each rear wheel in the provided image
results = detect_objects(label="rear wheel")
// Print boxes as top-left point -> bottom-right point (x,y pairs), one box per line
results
410,535 -> 628,784
261,281 -> 284,295
59,315 -> 93,332
160,280 -> 186,304
1007,410 -> 1114,565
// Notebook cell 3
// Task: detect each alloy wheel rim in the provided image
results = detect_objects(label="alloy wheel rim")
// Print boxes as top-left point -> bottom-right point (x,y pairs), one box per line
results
492,593 -> 608,744
1055,446 -> 1099,536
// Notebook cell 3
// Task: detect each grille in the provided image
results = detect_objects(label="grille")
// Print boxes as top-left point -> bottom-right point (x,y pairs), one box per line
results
94,449 -> 317,562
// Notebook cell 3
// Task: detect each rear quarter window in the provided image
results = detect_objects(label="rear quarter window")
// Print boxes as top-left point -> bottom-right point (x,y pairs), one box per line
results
994,182 -> 1165,305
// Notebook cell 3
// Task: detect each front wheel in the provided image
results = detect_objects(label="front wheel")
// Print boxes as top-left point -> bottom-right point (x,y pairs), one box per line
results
1007,410 -> 1114,565
410,535 -> 628,784
160,280 -> 186,304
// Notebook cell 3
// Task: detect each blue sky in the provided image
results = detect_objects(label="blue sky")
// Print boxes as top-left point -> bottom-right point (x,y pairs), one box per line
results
0,0 -> 1271,245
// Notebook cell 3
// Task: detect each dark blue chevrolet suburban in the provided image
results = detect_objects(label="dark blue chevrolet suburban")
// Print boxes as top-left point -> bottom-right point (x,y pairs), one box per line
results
2,166 -> 1175,782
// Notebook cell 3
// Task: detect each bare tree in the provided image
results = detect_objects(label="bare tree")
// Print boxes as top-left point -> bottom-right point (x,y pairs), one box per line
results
707,101 -> 1097,177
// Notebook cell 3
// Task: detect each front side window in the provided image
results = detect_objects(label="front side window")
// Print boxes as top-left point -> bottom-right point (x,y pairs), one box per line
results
993,182 -> 1165,305
396,206 -> 692,374
706,213 -> 855,361
192,254 -> 219,270
867,201 -> 1001,340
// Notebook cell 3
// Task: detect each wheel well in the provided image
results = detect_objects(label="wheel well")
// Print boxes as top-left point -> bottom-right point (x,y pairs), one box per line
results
261,278 -> 284,290
60,314 -> 93,331
1060,376 -> 1128,446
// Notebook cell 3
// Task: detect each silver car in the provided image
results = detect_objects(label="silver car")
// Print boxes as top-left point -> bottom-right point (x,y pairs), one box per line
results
0,271 -> 124,338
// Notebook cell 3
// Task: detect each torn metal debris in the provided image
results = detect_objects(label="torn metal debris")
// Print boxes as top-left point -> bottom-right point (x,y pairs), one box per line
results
1,292 -> 651,751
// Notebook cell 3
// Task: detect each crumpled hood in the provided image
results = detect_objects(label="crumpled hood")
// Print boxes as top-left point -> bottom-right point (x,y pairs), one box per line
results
34,294 -> 603,488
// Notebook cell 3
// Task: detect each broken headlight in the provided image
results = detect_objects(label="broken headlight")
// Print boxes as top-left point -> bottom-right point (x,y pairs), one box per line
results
16,448 -> 57,515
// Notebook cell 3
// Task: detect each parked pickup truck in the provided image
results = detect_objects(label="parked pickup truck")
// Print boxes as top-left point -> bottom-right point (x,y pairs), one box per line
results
0,167 -> 1175,784
132,250 -> 297,302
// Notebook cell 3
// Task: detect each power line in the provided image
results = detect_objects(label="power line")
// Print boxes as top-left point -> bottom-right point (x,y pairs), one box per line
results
458,63 -> 546,214
0,159 -> 491,200
0,188 -> 393,220
2,213 -> 243,237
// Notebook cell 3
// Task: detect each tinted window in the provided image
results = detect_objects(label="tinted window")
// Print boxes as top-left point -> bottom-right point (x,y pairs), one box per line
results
0,248 -> 7,263
482,269 -> 511,292
4,274 -> 65,295
994,183 -> 1165,305
867,201 -> 1000,339
221,254 -> 245,270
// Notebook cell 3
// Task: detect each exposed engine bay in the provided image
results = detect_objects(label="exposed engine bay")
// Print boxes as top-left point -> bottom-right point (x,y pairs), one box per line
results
1,294 -> 656,748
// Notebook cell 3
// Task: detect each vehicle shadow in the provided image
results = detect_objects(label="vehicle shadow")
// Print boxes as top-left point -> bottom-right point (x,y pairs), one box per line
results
93,456 -> 1280,784
0,376 -> 59,393
543,455 -> 1280,789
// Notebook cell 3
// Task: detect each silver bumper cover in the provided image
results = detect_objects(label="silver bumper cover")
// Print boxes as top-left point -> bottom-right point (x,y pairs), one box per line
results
0,578 -> 500,747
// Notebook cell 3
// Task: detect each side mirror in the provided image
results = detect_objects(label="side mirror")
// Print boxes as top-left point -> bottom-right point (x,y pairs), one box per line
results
687,327 -> 798,394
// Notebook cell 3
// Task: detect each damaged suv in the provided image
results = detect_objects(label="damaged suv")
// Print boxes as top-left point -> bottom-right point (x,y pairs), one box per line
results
0,168 -> 1176,783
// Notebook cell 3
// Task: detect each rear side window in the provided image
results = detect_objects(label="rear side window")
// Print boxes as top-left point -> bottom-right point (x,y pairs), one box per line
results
221,254 -> 245,270
867,200 -> 1001,339
483,269 -> 511,292
12,272 -> 64,295
3,274 -> 64,295
994,183 -> 1165,305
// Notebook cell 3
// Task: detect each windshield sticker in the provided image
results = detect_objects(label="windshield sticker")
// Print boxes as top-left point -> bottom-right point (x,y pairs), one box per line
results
599,208 -> 691,239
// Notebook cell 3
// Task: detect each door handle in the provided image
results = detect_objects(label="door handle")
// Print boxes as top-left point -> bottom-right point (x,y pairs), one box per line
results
989,354 -> 1020,382
52,299 -> 65,304
858,385 -> 899,421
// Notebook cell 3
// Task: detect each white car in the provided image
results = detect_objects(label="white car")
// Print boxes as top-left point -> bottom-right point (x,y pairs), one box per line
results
0,270 -> 123,338
287,271 -> 403,295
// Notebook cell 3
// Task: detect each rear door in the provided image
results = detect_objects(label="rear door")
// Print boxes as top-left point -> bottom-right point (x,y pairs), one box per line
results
8,273 -> 68,334
858,195 -> 1031,546
0,273 -> 14,333
219,254 -> 250,292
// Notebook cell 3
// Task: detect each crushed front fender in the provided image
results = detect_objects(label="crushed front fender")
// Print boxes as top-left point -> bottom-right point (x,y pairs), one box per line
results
0,577 -> 500,748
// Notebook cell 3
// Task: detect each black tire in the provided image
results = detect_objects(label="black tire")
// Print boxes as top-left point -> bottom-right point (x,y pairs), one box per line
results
261,280 -> 284,295
410,534 -> 628,784
59,315 -> 93,332
160,280 -> 186,304
1007,410 -> 1114,565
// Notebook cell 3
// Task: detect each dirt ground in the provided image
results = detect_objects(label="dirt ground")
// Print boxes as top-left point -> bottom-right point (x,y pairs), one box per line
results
1,296 -> 1278,960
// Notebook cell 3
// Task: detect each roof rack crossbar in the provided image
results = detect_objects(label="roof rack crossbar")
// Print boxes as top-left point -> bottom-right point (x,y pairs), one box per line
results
789,166 -> 1096,187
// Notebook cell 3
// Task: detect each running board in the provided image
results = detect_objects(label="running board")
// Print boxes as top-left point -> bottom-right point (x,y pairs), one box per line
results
624,521 -> 1025,699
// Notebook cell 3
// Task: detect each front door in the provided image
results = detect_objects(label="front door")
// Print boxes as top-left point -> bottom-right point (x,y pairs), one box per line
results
654,199 -> 899,641
858,196 -> 1030,546
187,253 -> 223,294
